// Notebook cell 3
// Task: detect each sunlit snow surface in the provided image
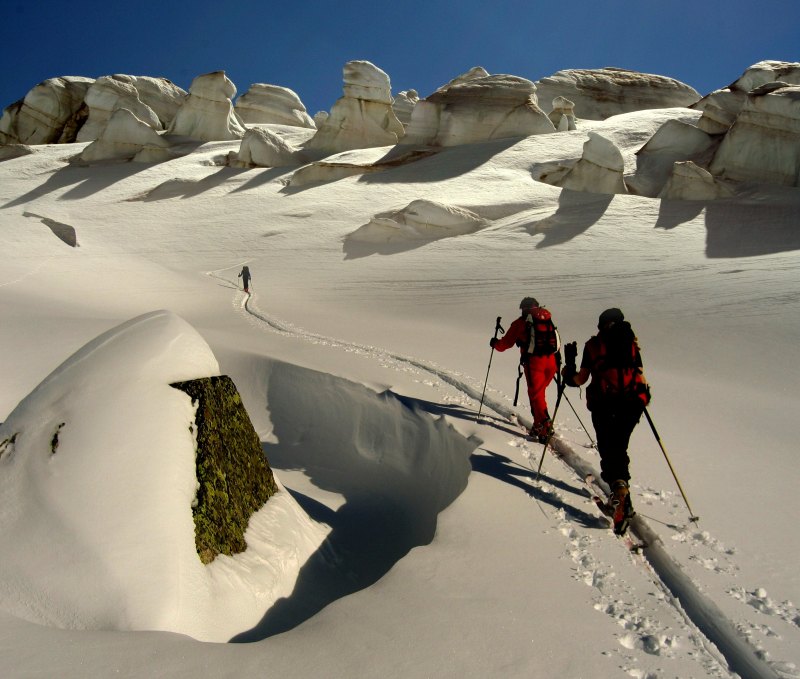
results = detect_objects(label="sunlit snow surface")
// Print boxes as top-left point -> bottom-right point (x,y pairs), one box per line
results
0,108 -> 798,678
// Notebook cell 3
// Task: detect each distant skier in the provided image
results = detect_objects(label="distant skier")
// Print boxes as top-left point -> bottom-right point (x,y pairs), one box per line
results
490,297 -> 561,442
238,265 -> 252,293
561,308 -> 651,534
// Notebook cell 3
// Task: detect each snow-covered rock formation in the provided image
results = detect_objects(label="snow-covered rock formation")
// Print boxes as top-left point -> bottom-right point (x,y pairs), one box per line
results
123,75 -> 187,126
534,68 -> 700,121
392,90 -> 419,128
692,88 -> 748,135
79,108 -> 172,163
167,71 -> 246,141
628,119 -> 718,197
234,83 -> 315,128
549,96 -> 577,131
0,76 -> 93,145
305,61 -> 405,154
659,161 -> 734,200
233,127 -> 308,167
708,84 -> 800,186
728,60 -> 800,93
313,110 -> 329,127
692,62 -> 800,135
77,76 -> 163,142
541,132 -> 627,194
347,199 -> 490,242
0,310 -> 326,642
402,69 -> 555,147
287,147 -> 406,187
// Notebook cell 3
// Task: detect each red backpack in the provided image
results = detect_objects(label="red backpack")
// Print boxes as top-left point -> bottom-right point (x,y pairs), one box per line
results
522,307 -> 560,357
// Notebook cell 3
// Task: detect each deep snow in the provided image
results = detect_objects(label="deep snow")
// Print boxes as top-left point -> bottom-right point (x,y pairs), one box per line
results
0,103 -> 798,678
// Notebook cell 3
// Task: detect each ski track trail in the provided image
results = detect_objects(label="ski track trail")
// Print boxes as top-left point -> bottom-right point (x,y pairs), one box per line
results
209,268 -> 791,679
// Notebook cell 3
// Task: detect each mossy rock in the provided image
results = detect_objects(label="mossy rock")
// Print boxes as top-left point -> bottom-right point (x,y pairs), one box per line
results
171,376 -> 277,564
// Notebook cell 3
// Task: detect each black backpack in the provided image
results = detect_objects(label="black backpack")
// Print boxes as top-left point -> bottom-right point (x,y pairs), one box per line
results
593,321 -> 650,404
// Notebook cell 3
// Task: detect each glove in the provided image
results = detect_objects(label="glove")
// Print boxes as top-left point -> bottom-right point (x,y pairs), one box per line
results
489,337 -> 498,348
562,365 -> 578,387
564,341 -> 578,365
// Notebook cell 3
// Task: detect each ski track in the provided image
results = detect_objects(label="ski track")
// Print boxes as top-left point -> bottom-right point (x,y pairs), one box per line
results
209,268 -> 790,679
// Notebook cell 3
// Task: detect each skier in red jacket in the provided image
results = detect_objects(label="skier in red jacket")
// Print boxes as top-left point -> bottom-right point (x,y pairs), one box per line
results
490,297 -> 560,442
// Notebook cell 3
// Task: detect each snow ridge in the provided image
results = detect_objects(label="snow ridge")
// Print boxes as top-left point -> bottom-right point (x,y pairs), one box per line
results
215,270 -> 783,679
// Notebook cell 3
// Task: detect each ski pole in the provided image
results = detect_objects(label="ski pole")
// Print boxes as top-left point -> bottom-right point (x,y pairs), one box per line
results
562,390 -> 596,448
534,370 -> 565,482
643,407 -> 699,523
477,317 -> 504,420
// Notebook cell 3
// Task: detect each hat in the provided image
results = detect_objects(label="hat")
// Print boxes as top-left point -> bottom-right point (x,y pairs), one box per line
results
519,297 -> 539,309
598,308 -> 624,328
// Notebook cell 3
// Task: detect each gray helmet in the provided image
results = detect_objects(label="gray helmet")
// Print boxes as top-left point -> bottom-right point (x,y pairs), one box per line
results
598,307 -> 624,329
519,297 -> 539,310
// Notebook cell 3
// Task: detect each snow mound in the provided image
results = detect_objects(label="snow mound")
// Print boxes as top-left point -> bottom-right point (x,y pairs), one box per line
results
347,199 -> 490,243
0,310 -> 326,641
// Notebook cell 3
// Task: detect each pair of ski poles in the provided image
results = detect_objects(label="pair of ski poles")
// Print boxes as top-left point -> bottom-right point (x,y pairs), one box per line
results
477,319 -> 698,523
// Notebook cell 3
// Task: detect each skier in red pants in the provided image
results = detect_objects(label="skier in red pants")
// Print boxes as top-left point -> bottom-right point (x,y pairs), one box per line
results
490,297 -> 561,442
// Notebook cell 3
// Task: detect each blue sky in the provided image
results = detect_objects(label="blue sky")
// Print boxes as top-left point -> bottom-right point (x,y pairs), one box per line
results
2,0 -> 797,116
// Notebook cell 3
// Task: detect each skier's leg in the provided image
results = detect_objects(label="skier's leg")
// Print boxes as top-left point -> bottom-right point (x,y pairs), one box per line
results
526,357 -> 556,436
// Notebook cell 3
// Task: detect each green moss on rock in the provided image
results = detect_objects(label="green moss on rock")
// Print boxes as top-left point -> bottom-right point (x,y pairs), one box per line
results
171,376 -> 277,564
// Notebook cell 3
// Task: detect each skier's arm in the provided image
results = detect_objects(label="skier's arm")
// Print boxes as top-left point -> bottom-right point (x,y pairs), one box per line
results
490,318 -> 522,352
563,342 -> 591,387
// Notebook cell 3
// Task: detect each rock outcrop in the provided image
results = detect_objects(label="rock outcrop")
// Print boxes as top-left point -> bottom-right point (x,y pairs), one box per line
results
304,61 -> 405,155
171,376 -> 277,564
0,76 -> 93,145
167,71 -> 246,141
234,83 -> 315,128
534,68 -> 700,121
402,69 -> 555,147
79,108 -> 172,163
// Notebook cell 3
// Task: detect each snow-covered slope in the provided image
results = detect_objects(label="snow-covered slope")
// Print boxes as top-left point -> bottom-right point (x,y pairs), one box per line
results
0,104 -> 798,678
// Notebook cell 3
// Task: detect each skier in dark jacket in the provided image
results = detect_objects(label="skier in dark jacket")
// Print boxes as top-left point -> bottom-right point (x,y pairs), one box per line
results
238,266 -> 252,293
490,297 -> 560,442
562,308 -> 650,534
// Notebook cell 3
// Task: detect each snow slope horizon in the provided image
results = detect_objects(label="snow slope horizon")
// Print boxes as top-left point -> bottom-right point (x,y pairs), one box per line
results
1,102 -> 799,677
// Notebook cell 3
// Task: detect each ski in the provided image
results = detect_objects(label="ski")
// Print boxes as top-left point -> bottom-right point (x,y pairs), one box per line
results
584,474 -> 646,551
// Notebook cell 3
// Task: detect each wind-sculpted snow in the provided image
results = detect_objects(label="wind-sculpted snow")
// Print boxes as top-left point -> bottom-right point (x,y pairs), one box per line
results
228,356 -> 475,640
345,198 -> 490,252
0,311 -> 327,642
225,274 -> 784,678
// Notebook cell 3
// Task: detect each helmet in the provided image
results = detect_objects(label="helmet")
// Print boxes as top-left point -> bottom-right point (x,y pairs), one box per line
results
519,297 -> 539,310
598,307 -> 624,329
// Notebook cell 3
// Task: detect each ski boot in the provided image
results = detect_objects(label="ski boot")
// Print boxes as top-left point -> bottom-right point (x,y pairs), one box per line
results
609,479 -> 635,536
529,418 -> 554,444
